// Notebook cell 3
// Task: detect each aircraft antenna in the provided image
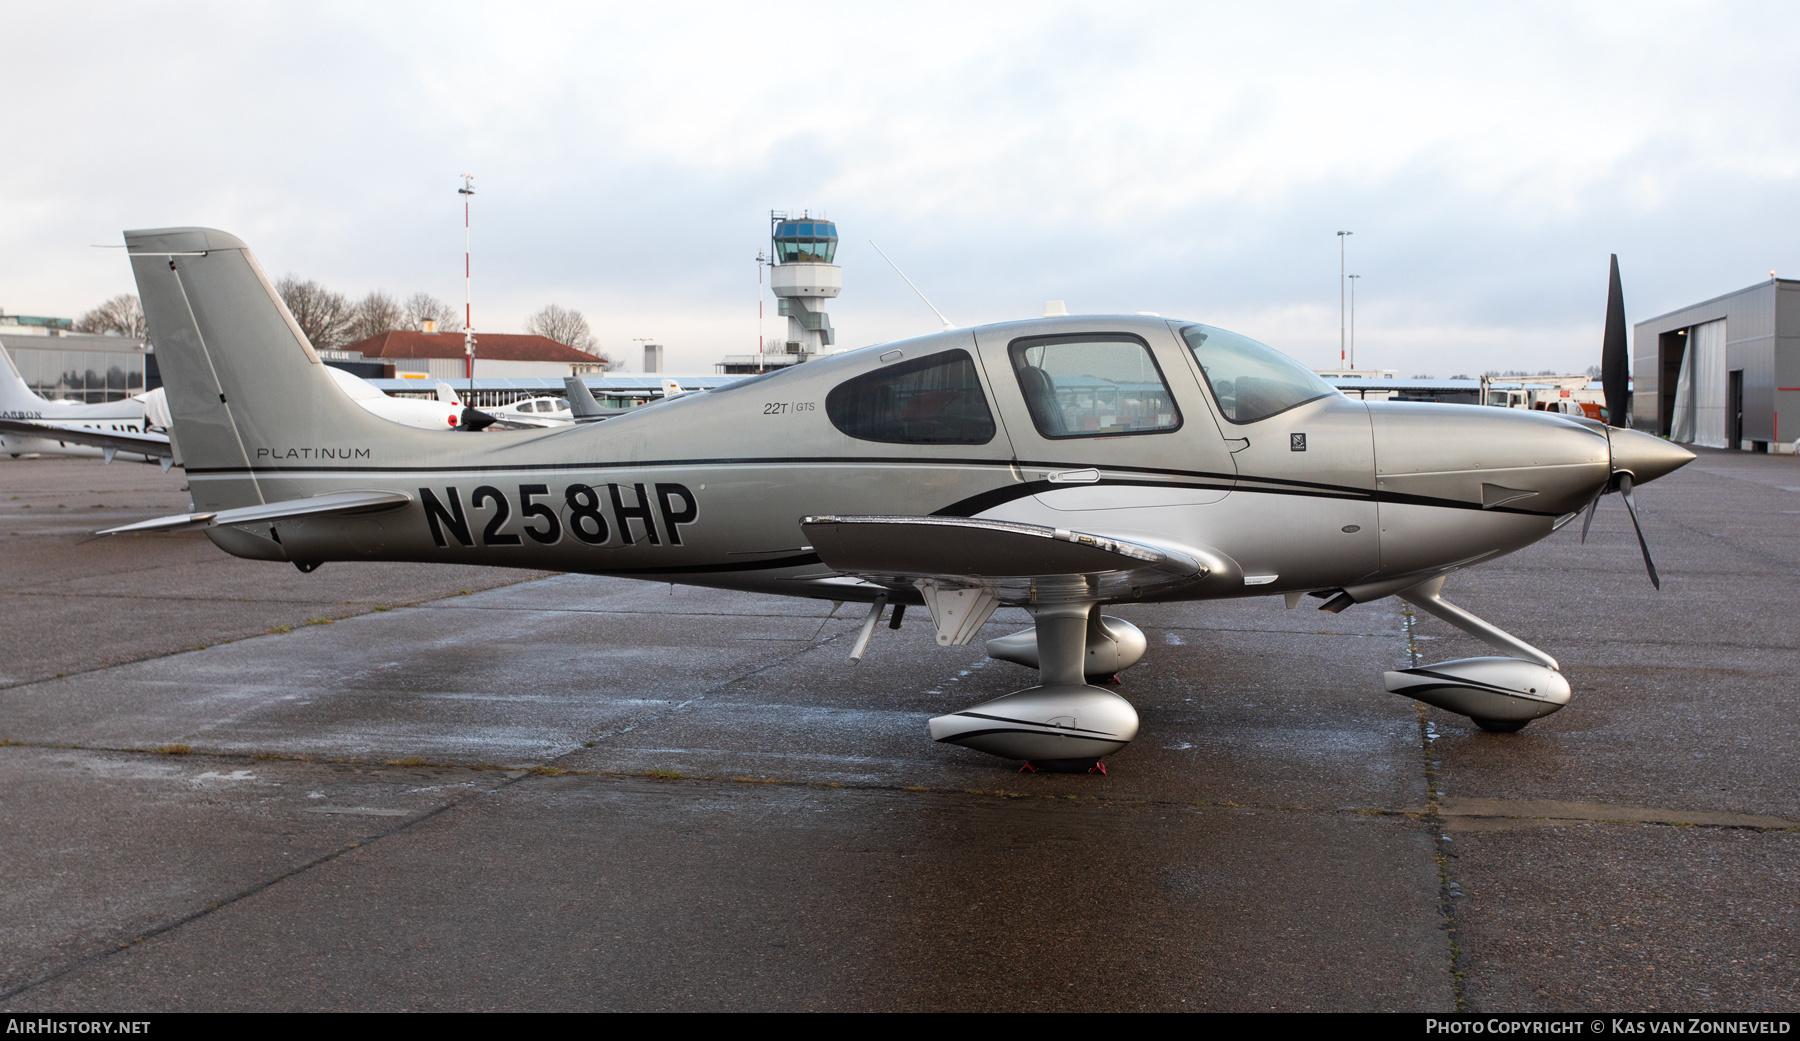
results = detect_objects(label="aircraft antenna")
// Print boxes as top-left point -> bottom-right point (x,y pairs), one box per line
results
869,240 -> 954,329
1337,230 -> 1352,369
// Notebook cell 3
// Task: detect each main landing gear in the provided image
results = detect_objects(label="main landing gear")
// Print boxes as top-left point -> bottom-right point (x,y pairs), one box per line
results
928,601 -> 1143,771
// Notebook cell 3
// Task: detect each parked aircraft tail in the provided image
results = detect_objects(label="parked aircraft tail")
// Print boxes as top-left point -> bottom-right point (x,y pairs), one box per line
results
124,228 -> 454,508
0,339 -> 49,412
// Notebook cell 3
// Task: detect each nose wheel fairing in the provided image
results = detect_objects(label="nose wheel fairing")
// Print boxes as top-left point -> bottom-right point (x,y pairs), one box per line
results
1391,575 -> 1572,731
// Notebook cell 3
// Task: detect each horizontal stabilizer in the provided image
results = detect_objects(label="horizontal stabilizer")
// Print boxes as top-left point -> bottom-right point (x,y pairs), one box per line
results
0,418 -> 171,460
100,490 -> 412,535
800,514 -> 1222,604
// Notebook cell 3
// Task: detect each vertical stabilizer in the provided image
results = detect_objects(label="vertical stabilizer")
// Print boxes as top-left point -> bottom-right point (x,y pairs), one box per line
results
125,228 -> 445,509
0,341 -> 50,412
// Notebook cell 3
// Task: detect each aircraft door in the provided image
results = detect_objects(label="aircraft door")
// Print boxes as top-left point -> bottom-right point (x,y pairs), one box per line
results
970,321 -> 1238,520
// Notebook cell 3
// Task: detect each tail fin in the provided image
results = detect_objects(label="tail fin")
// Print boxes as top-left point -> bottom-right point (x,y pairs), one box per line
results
563,376 -> 607,418
0,341 -> 50,412
125,228 -> 445,507
434,382 -> 462,405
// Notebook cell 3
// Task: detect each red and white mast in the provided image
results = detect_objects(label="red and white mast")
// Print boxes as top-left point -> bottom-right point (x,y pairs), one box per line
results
756,248 -> 768,373
459,174 -> 476,389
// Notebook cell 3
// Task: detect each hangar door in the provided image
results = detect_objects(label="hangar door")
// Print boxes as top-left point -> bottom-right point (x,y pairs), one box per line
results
1669,318 -> 1728,448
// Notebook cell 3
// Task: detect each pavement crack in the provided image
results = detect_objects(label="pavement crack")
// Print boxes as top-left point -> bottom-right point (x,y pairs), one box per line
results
1403,599 -> 1468,1012
566,622 -> 859,753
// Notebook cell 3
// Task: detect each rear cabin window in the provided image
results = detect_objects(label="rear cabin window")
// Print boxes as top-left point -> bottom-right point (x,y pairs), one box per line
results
1008,334 -> 1182,439
825,349 -> 997,445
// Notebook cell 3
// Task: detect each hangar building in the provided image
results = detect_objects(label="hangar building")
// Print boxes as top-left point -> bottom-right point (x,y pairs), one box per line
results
1633,277 -> 1800,451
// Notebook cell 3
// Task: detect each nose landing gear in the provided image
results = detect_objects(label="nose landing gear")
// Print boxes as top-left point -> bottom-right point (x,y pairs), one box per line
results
1385,576 -> 1570,732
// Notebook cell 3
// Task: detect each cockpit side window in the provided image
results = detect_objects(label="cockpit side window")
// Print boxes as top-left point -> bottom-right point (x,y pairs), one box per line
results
826,349 -> 996,445
1180,324 -> 1336,424
1006,334 -> 1182,440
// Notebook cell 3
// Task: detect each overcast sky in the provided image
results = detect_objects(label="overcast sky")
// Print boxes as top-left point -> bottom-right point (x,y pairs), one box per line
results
6,2 -> 1800,375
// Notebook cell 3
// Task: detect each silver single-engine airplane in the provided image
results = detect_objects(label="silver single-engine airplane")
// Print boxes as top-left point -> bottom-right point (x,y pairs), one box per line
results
105,228 -> 1693,770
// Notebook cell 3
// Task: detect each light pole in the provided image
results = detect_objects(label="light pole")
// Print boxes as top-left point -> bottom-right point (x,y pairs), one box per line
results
1347,273 -> 1360,371
1337,231 -> 1352,369
458,174 -> 476,410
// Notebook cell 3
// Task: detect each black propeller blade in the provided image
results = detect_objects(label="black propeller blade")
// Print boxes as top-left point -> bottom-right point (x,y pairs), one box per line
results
1583,256 -> 1664,588
459,406 -> 498,432
1616,472 -> 1661,590
1603,254 -> 1629,427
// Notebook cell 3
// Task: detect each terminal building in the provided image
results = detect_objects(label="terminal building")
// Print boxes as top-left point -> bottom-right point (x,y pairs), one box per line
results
1,311 -> 152,403
1633,277 -> 1800,451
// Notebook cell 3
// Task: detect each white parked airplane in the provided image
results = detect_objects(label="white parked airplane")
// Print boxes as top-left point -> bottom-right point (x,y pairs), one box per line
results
483,395 -> 575,428
0,343 -> 172,465
323,367 -> 475,431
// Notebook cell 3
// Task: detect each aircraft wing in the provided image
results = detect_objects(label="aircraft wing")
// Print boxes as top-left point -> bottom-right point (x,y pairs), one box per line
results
0,417 -> 173,463
99,490 -> 412,535
800,514 -> 1235,641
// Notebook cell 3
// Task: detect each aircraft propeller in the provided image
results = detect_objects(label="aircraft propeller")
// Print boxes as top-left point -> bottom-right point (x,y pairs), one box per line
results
1581,469 -> 1661,590
1577,253 -> 1682,590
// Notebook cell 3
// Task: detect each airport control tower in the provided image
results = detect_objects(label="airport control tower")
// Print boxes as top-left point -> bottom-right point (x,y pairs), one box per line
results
770,211 -> 839,355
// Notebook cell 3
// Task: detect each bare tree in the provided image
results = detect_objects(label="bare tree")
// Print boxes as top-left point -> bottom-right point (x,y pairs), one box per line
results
401,292 -> 463,333
275,276 -> 352,350
525,303 -> 602,356
74,294 -> 146,339
344,290 -> 404,344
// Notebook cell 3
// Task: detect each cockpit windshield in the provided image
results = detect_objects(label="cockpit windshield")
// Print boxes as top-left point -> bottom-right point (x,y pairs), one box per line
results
1180,324 -> 1337,424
